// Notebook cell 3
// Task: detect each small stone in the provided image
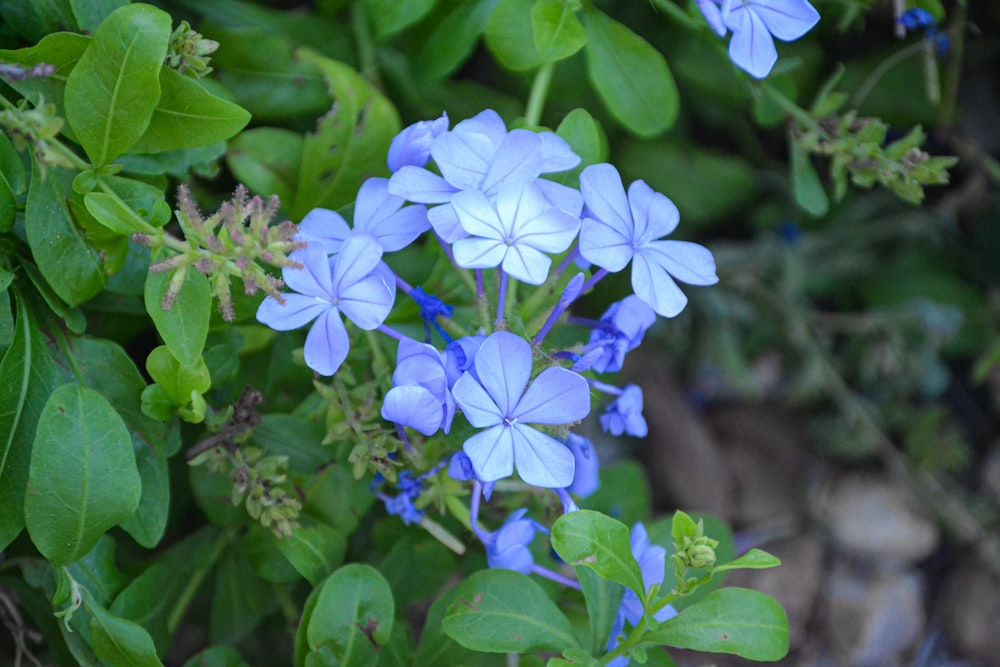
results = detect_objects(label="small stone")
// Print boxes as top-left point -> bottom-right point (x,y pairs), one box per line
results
826,566 -> 925,667
821,475 -> 939,565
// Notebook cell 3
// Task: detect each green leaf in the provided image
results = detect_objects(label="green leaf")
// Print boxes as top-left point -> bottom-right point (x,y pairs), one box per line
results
581,7 -> 678,137
644,588 -> 789,661
791,143 -> 829,217
182,646 -> 250,667
532,0 -> 587,63
414,587 -> 484,667
25,163 -> 106,306
130,68 -> 251,154
226,128 -> 304,208
110,564 -> 173,653
291,50 -> 400,218
276,524 -> 346,586
577,564 -> 624,656
415,0 -> 499,82
363,0 -> 436,40
64,3 -> 172,165
210,551 -> 276,645
442,569 -> 581,653
70,0 -> 129,32
713,548 -> 782,574
0,32 -> 90,117
551,510 -> 645,597
24,384 -> 141,566
301,464 -> 377,535
307,563 -> 395,666
0,133 -> 25,233
144,268 -> 212,366
0,0 -> 76,43
551,107 -> 606,186
84,192 -> 156,235
83,588 -> 165,667
485,0 -> 542,71
0,295 -> 63,550
119,446 -> 169,548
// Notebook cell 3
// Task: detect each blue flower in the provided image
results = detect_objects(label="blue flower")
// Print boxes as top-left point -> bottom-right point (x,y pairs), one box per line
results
381,338 -> 455,436
566,434 -> 600,498
579,163 -> 718,318
296,177 -> 429,255
452,331 -> 591,488
697,0 -> 820,79
585,295 -> 657,374
388,109 -> 581,243
387,112 -> 449,171
447,451 -> 496,500
443,335 -> 486,386
481,508 -> 547,574
600,384 -> 648,438
256,235 -> 395,376
452,180 -> 581,285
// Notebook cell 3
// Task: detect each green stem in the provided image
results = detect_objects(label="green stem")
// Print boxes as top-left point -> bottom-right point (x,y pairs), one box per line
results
524,61 -> 554,127
352,3 -> 378,84
647,0 -> 702,30
938,2 -> 966,129
166,527 -> 237,634
850,40 -> 926,109
759,82 -> 816,128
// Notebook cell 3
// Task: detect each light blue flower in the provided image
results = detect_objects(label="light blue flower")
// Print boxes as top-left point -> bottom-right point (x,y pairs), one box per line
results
579,163 -> 718,318
387,112 -> 449,171
481,508 -> 547,574
256,235 -> 395,376
600,384 -> 648,438
566,434 -> 600,498
296,177 -> 429,255
452,331 -> 591,488
585,295 -> 657,374
381,338 -> 456,436
452,180 -> 580,285
697,0 -> 820,78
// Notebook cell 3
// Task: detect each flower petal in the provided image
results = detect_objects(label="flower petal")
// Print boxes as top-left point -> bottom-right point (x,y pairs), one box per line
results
514,367 -> 591,424
628,180 -> 679,243
283,246 -> 334,298
510,424 -> 575,488
297,208 -> 351,255
631,251 -> 689,318
463,425 -> 515,482
750,0 -> 820,41
381,385 -> 444,436
453,108 -> 508,147
642,240 -> 719,286
453,372 -> 503,428
697,0 -> 728,36
388,166 -> 458,204
726,4 -> 778,79
579,216 -> 634,272
481,129 -> 543,196
501,245 -> 552,285
427,204 -> 467,244
256,293 -> 327,331
338,271 -> 394,329
452,189 -> 506,240
580,163 -> 633,242
538,132 -> 581,173
474,331 -> 532,415
432,131 -> 494,190
331,233 -> 384,296
536,178 -> 584,217
452,237 -> 507,270
303,307 -> 349,376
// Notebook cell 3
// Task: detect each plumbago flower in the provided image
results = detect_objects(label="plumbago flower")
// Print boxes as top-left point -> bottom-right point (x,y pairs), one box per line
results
295,177 -> 430,255
452,331 -> 591,487
696,0 -> 820,78
601,384 -> 648,438
388,109 -> 582,242
480,508 -> 547,574
583,295 -> 658,374
452,180 -> 581,285
579,163 -> 719,318
381,338 -> 455,436
256,235 -> 395,376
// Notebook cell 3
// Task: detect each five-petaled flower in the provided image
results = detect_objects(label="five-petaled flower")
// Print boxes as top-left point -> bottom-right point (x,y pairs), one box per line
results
452,331 -> 591,488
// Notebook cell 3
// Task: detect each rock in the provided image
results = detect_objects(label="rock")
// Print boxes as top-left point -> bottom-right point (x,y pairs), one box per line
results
826,565 -> 925,667
820,475 -> 940,565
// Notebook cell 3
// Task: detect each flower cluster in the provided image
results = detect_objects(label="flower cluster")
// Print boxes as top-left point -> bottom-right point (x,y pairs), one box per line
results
255,107 -> 718,594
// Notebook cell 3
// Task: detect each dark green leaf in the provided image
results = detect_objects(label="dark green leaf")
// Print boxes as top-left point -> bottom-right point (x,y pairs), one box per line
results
415,587 -> 488,667
144,268 -> 212,366
110,564 -> 173,653
643,588 -> 789,660
442,569 -> 581,653
306,563 -> 395,666
70,0 -> 129,32
363,0 -> 436,40
25,163 -> 106,306
582,7 -> 678,137
182,646 -> 251,667
0,296 -> 63,550
791,143 -> 829,217
551,510 -> 645,597
0,32 -> 90,116
84,588 -> 165,667
532,0 -> 587,63
64,3 -> 172,165
577,565 -> 624,656
118,445 -> 169,548
415,0 -> 499,82
551,107 -> 607,186
210,551 -> 276,645
301,464 -> 376,535
277,524 -> 347,586
0,289 -> 11,355
713,548 -> 782,573
0,0 -> 76,44
291,50 -> 400,218
68,535 -> 125,608
227,128 -> 304,207
0,133 -> 25,233
485,0 -> 542,71
116,142 -> 227,179
130,68 -> 251,154
24,384 -> 141,566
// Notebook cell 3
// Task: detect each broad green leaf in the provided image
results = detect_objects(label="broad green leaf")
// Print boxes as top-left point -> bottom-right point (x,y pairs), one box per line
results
99,174 -> 172,228
0,133 -> 25,232
110,564 -> 174,653
119,446 -> 169,548
182,646 -> 250,667
485,0 -> 542,71
532,0 -> 587,63
0,296 -> 62,550
551,107 -> 607,186
581,7 -> 678,137
414,587 -> 486,667
0,1 -> 75,42
577,564 -> 624,656
301,463 -> 376,535
644,588 -> 789,661
116,142 -> 227,179
84,192 -> 156,235
19,262 -> 87,334
70,0 -> 129,31
0,289 -> 11,355
64,3 -> 171,165
276,524 -> 346,586
130,68 -> 251,154
295,586 -> 322,667
307,563 -> 395,666
84,588 -> 165,667
380,538 -> 457,608
210,551 -> 277,645
791,143 -> 829,217
145,345 -> 211,406
226,128 -> 304,213
0,33 -> 90,125
377,621 -> 414,667
442,569 -> 581,653
25,163 -> 106,306
144,268 -> 212,366
24,384 -> 141,565
291,50 -> 400,218
363,0 -> 436,40
551,510 -> 645,597
713,548 -> 782,574
415,0 -> 499,82
68,535 -> 125,608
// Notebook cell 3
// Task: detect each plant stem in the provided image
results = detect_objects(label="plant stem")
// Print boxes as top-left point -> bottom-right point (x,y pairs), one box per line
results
525,62 -> 554,127
167,527 -> 237,634
648,0 -> 702,30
